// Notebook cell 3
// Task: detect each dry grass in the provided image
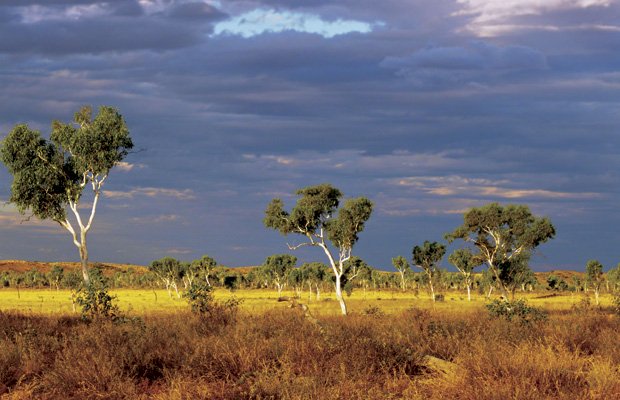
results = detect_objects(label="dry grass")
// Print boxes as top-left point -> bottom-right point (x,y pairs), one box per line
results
0,294 -> 619,399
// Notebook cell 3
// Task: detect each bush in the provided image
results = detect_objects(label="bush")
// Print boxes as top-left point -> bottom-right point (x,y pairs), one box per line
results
183,281 -> 214,314
613,295 -> 620,316
184,282 -> 242,327
486,299 -> 547,325
74,282 -> 119,321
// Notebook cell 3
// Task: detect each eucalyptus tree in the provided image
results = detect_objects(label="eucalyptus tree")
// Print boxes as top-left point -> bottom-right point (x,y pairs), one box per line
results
585,259 -> 604,305
190,254 -> 218,286
300,262 -> 328,300
448,248 -> 481,301
498,252 -> 535,299
261,254 -> 297,298
0,106 -> 133,285
354,259 -> 374,294
264,183 -> 373,315
413,241 -> 446,301
48,265 -> 64,291
607,263 -> 620,293
445,203 -> 555,300
287,267 -> 304,298
392,255 -> 410,291
149,257 -> 184,298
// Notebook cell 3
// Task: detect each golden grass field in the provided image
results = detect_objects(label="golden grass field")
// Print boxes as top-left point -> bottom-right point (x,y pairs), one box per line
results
1,287 -> 619,399
0,287 -> 614,316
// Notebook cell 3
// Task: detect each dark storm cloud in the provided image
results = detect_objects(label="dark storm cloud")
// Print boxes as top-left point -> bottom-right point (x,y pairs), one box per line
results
0,0 -> 619,269
168,1 -> 227,20
382,42 -> 547,71
111,0 -> 145,17
0,18 -> 202,55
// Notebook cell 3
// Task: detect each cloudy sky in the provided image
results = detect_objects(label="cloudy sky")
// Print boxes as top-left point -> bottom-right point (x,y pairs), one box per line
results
0,0 -> 618,271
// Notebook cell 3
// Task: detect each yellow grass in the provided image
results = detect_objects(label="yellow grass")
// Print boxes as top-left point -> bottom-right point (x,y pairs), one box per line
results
0,287 -> 614,316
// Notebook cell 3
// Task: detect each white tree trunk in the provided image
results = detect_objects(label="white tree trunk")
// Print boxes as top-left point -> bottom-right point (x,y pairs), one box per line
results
334,273 -> 347,315
595,288 -> 600,305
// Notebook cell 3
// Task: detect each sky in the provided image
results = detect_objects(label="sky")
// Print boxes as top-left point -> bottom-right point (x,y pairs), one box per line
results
0,0 -> 619,271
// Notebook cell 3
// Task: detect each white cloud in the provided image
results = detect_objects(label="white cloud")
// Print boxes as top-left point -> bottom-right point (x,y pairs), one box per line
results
456,0 -> 614,36
19,4 -> 110,23
104,187 -> 196,200
114,162 -> 146,172
395,175 -> 601,200
213,9 -> 377,38
129,214 -> 180,224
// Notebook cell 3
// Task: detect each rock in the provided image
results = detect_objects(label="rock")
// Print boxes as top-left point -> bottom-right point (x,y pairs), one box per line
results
421,355 -> 465,380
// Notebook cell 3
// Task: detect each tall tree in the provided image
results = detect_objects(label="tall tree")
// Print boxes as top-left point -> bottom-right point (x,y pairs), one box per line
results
392,255 -> 410,291
412,241 -> 446,302
585,259 -> 604,305
0,106 -> 133,285
264,183 -> 373,315
448,248 -> 481,301
445,203 -> 555,299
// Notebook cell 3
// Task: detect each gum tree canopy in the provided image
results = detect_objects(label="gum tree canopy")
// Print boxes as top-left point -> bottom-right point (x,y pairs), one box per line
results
0,105 -> 133,285
445,203 -> 555,299
264,183 -> 373,315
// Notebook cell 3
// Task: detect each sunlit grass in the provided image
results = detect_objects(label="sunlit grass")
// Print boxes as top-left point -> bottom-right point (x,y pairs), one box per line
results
0,287 -> 614,316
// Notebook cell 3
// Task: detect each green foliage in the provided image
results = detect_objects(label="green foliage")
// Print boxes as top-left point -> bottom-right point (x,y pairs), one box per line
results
264,184 -> 342,235
183,281 -> 214,314
612,295 -> 620,316
262,254 -> 297,279
497,252 -> 533,296
264,183 -> 373,253
51,106 -> 133,176
486,299 -> 547,325
547,274 -> 569,291
48,265 -> 64,289
344,281 -> 354,296
607,264 -> 620,293
446,203 -> 555,296
74,282 -> 119,321
190,254 -> 218,283
392,256 -> 409,273
149,257 -> 184,282
413,241 -> 446,272
0,106 -> 132,222
448,248 -> 480,275
585,260 -> 604,287
326,197 -> 373,250
300,262 -> 328,284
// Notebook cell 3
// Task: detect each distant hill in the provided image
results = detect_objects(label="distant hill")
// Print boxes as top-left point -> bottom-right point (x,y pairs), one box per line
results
0,260 -> 261,276
0,260 -> 149,276
0,260 -> 588,283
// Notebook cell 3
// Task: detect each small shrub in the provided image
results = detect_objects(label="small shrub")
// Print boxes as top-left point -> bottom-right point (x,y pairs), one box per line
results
486,299 -> 547,325
362,305 -> 385,317
184,282 -> 242,328
572,296 -> 592,313
344,281 -> 354,297
74,282 -> 119,321
612,295 -> 620,316
183,281 -> 214,314
434,294 -> 445,302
